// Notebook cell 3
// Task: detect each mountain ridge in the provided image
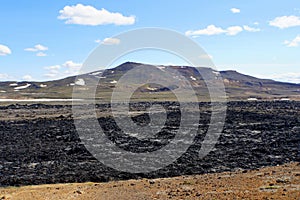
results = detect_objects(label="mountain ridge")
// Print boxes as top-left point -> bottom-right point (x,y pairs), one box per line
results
0,62 -> 299,101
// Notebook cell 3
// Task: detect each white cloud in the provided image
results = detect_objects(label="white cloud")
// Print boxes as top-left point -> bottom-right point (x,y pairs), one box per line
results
58,4 -> 135,26
185,25 -> 226,36
44,73 -> 57,78
258,72 -> 300,83
22,75 -> 33,80
25,44 -> 48,52
60,61 -> 82,77
102,38 -> 121,45
45,65 -> 61,70
199,54 -> 213,59
0,44 -> 12,56
95,38 -> 121,45
226,26 -> 243,35
186,25 -> 244,36
243,25 -> 261,32
36,52 -> 47,57
44,61 -> 82,79
35,44 -> 48,51
0,73 -> 15,80
186,24 -> 263,37
269,15 -> 300,29
284,35 -> 300,47
230,8 -> 240,13
0,73 -> 9,79
24,48 -> 36,52
62,60 -> 82,70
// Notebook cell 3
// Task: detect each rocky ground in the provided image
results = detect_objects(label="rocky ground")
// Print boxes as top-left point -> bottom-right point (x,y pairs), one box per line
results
0,101 -> 299,188
0,162 -> 299,199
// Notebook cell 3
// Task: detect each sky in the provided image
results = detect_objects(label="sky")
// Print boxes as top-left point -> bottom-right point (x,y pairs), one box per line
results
0,0 -> 300,83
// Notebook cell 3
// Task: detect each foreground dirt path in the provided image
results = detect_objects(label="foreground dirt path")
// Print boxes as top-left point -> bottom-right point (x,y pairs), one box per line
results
0,162 -> 299,200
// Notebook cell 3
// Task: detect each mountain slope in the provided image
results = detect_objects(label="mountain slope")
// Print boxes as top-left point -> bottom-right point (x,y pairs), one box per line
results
0,62 -> 299,101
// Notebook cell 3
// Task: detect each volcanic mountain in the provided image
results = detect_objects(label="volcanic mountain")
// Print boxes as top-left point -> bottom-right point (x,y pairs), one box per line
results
0,62 -> 299,101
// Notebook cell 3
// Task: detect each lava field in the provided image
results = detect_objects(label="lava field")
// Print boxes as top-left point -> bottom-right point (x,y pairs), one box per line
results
0,101 -> 299,186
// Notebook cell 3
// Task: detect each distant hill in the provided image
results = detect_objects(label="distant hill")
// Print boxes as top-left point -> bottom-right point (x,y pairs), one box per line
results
0,62 -> 299,101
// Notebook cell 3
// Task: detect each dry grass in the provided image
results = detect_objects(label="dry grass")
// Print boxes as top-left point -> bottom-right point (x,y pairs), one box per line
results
0,162 -> 299,200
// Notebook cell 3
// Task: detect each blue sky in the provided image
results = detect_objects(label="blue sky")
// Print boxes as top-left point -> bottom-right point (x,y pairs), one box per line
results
0,0 -> 300,82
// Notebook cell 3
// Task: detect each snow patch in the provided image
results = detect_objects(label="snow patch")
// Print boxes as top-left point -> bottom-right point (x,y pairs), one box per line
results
14,83 -> 31,90
190,76 -> 196,81
147,86 -> 158,91
247,98 -> 258,101
9,83 -> 18,86
75,79 -> 85,86
0,90 -> 6,93
90,71 -> 102,76
280,98 -> 290,101
212,71 -> 220,76
110,80 -> 117,84
156,66 -> 166,71
40,84 -> 47,88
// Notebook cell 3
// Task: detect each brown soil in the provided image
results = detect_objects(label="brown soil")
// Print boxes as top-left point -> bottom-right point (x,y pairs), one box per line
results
0,162 -> 299,200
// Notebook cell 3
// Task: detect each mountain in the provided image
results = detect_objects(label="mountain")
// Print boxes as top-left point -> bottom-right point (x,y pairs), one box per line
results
0,62 -> 299,101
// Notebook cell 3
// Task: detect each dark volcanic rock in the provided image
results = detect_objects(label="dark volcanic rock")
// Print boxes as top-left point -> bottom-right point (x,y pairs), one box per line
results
0,101 -> 299,186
